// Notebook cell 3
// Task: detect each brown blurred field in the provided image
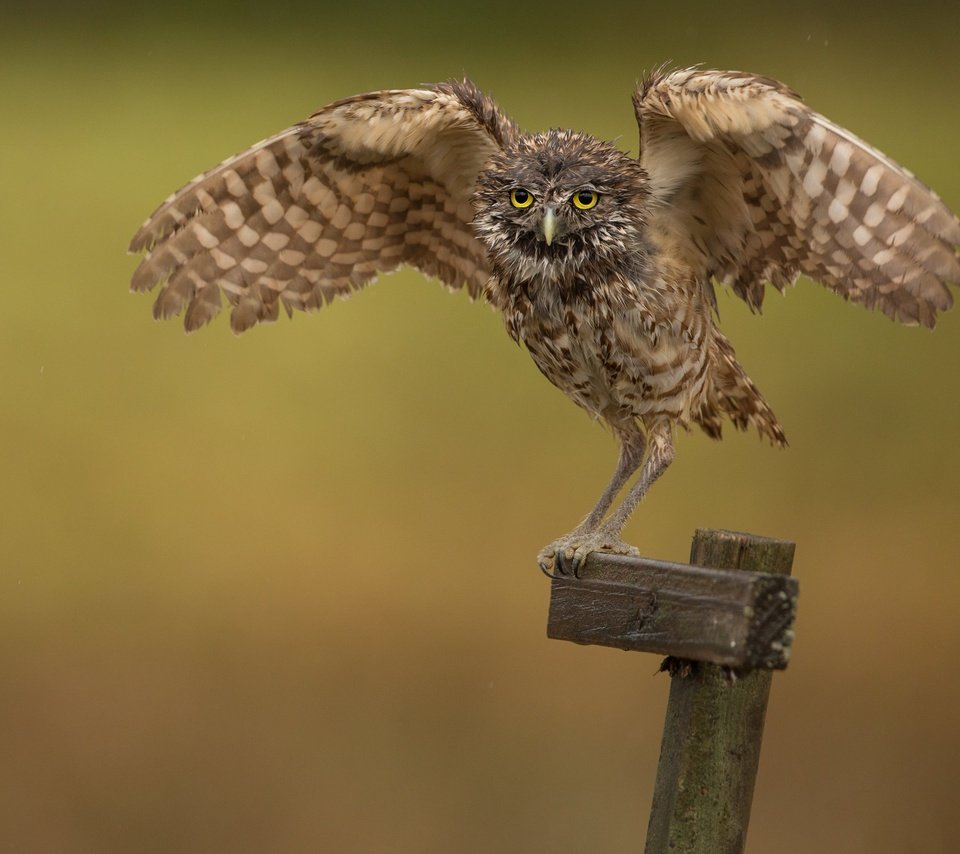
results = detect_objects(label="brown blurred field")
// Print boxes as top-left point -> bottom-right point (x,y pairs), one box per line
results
2,1 -> 959,851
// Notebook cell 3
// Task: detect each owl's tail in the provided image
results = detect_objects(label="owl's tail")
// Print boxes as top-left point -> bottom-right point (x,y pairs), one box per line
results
695,331 -> 787,448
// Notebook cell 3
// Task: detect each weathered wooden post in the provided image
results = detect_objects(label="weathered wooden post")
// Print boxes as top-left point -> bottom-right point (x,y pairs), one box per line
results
547,528 -> 797,854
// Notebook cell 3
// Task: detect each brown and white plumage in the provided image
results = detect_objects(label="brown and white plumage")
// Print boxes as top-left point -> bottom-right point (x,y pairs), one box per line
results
636,68 -> 959,326
130,82 -> 515,333
129,68 -> 959,574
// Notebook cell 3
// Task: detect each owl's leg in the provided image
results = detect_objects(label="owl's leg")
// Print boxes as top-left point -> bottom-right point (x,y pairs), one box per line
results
578,430 -> 647,532
541,424 -> 674,577
594,423 -> 675,545
537,429 -> 646,577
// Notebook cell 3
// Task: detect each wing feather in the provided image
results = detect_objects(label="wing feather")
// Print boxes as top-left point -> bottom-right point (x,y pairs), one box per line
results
129,80 -> 516,333
634,68 -> 960,327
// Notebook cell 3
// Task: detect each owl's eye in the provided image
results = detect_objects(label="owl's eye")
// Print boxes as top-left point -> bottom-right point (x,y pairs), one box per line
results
510,188 -> 534,209
572,190 -> 599,210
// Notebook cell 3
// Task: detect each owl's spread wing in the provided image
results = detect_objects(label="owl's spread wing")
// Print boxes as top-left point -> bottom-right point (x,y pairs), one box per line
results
634,67 -> 960,327
129,80 -> 516,333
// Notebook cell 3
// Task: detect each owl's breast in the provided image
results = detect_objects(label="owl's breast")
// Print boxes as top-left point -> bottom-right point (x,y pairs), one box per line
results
518,282 -> 710,427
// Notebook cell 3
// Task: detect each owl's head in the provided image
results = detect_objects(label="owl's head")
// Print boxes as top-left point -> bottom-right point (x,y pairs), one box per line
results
473,129 -> 649,288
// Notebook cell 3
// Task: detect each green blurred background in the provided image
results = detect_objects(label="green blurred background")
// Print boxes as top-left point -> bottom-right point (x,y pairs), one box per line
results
3,0 -> 959,850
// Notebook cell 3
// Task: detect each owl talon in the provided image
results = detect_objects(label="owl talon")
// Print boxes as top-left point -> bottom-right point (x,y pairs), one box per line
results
537,555 -> 560,579
555,548 -> 583,578
537,541 -> 580,578
538,531 -> 639,578
537,545 -> 565,579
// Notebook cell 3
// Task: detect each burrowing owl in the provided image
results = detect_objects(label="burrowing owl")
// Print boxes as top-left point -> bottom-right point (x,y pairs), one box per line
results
129,68 -> 959,575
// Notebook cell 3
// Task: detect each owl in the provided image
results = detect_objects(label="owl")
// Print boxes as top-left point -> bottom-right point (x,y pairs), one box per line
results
129,68 -> 959,576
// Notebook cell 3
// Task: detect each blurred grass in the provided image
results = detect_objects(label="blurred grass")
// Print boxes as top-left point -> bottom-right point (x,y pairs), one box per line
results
2,1 -> 960,851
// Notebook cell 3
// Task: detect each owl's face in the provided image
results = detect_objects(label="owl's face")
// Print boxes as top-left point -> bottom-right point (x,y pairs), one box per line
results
473,129 -> 650,288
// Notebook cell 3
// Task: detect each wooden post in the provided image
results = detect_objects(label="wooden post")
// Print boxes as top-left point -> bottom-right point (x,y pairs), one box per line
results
546,535 -> 797,670
545,528 -> 797,853
643,529 -> 796,854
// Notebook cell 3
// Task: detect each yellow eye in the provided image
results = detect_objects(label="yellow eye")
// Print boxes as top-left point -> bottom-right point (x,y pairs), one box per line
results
572,190 -> 599,210
510,188 -> 534,209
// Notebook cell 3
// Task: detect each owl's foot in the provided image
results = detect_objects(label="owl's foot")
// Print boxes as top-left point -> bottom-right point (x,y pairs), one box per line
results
537,529 -> 640,578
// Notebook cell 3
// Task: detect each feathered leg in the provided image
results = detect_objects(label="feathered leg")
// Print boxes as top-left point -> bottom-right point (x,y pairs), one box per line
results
539,423 -> 674,577
537,428 -> 646,576
594,423 -> 675,545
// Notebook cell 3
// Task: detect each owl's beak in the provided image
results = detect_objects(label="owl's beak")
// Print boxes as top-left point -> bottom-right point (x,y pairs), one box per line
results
541,206 -> 558,246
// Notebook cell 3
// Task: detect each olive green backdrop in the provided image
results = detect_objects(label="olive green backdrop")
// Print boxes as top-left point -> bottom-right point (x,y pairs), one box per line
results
3,1 -> 959,850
